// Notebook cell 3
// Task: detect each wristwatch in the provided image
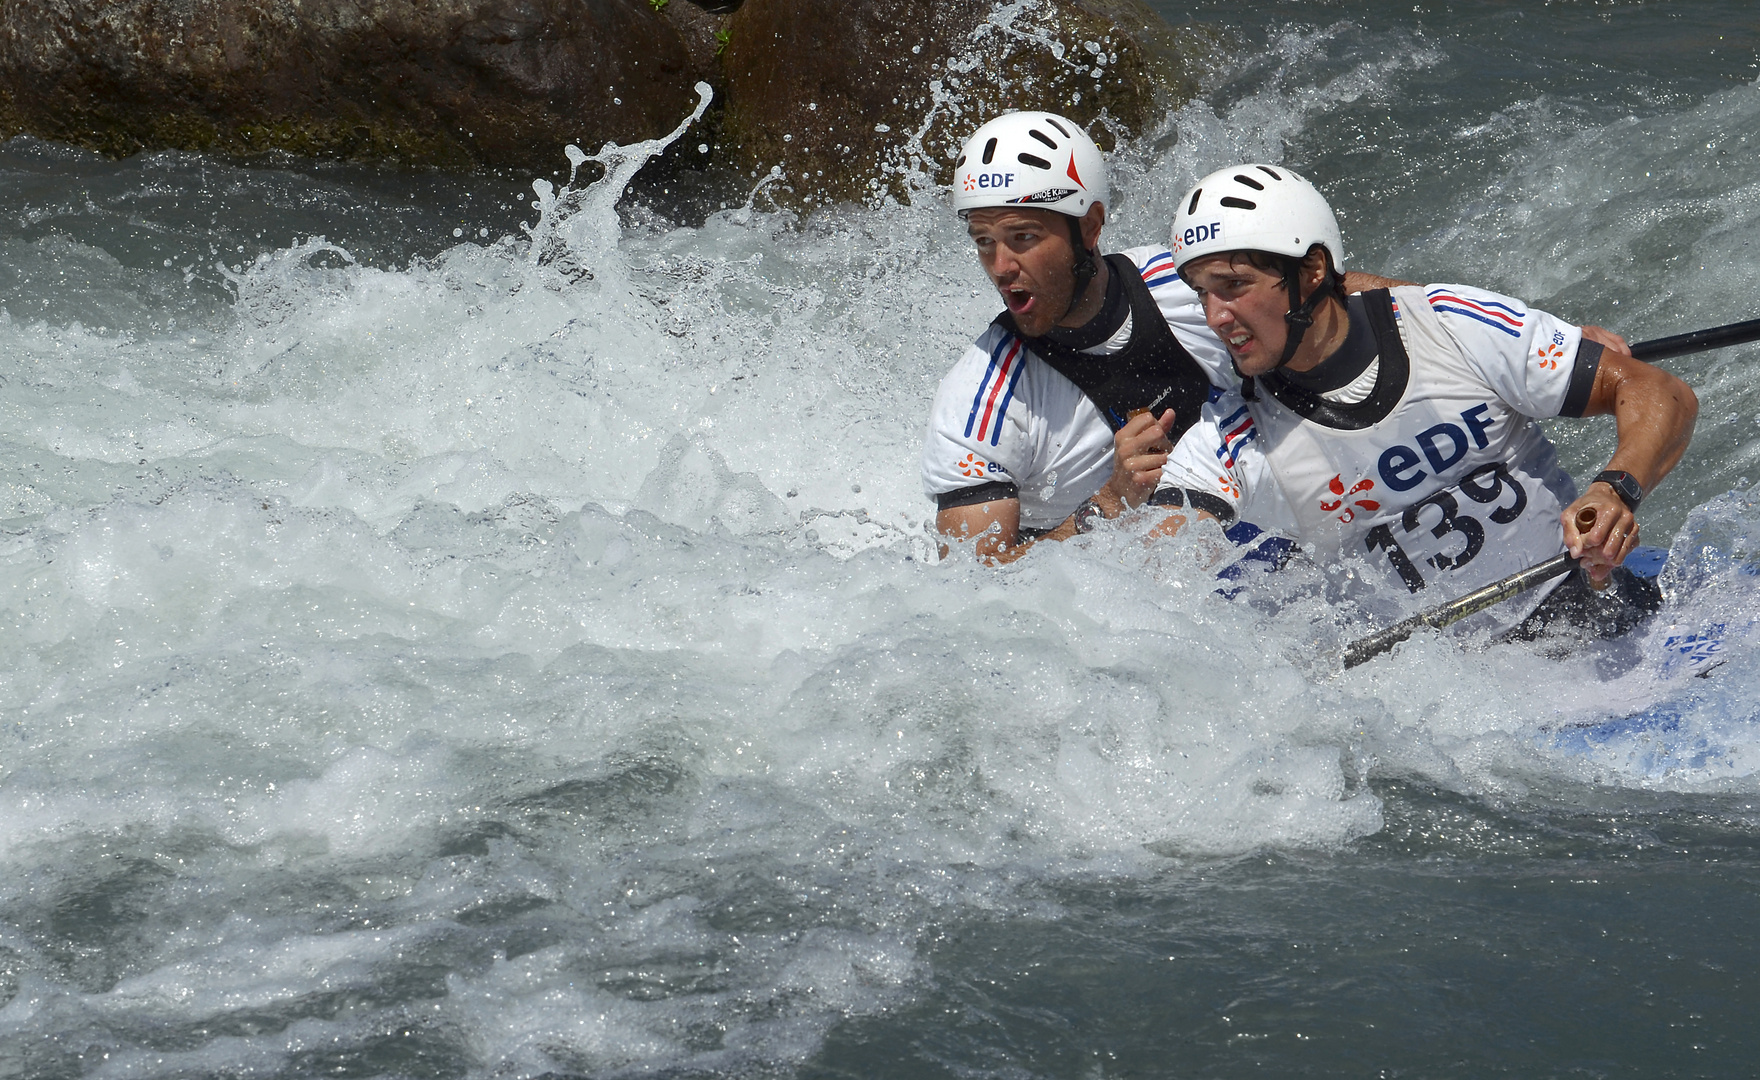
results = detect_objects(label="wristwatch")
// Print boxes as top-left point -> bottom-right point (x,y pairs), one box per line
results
1073,498 -> 1103,534
1592,469 -> 1644,511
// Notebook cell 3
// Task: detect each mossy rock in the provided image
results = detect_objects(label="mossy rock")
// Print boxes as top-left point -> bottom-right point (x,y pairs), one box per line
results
719,0 -> 1211,208
0,0 -> 719,172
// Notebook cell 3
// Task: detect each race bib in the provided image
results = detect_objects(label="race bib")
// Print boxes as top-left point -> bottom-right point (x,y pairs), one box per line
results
1358,461 -> 1548,593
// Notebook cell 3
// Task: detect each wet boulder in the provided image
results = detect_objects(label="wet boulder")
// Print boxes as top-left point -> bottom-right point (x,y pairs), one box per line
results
0,0 -> 1206,206
718,0 -> 1207,207
0,0 -> 721,170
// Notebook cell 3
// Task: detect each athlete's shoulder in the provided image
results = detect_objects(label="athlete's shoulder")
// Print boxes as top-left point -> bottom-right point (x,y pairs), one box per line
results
1169,388 -> 1256,463
1162,389 -> 1259,500
1418,282 -> 1531,340
929,323 -> 1047,448
939,321 -> 1024,386
1116,244 -> 1185,292
1204,393 -> 1260,469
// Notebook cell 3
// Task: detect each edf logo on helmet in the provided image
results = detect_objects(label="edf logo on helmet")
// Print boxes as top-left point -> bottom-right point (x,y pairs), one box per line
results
1172,220 -> 1223,257
962,172 -> 1017,192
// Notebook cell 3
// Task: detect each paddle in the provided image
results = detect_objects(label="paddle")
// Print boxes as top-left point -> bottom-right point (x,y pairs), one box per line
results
1340,315 -> 1760,669
1342,552 -> 1578,669
1628,316 -> 1760,362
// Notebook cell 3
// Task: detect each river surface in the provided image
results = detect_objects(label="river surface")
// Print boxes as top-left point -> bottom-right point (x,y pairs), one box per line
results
4,2 -> 1760,1076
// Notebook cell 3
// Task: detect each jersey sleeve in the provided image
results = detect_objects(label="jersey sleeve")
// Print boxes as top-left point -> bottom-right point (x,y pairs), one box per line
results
1121,245 -> 1239,390
1155,393 -> 1252,515
921,329 -> 1037,504
1421,283 -> 1587,419
1154,391 -> 1297,534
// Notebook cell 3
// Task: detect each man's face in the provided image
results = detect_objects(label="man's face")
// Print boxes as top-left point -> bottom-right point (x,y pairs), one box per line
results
1182,253 -> 1291,377
965,207 -> 1079,338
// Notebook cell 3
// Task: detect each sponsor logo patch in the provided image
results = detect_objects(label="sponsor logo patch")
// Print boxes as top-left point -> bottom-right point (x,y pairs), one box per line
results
1536,330 -> 1566,370
957,453 -> 1010,479
1008,188 -> 1078,205
964,172 -> 1017,192
1376,404 -> 1498,492
1173,220 -> 1223,257
1320,474 -> 1379,524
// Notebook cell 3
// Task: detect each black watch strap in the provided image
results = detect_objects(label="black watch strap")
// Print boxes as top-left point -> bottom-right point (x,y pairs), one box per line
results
1592,469 -> 1643,511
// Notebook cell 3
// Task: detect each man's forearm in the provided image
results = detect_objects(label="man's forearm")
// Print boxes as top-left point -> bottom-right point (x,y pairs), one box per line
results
936,499 -> 1030,563
1342,270 -> 1415,293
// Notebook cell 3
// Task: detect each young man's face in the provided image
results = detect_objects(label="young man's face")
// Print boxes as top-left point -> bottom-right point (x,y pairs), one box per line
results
965,207 -> 1081,339
1182,253 -> 1294,377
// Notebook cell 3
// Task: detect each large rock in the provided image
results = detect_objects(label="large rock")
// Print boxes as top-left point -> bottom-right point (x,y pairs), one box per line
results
0,0 -> 1207,205
0,0 -> 720,170
719,0 -> 1206,207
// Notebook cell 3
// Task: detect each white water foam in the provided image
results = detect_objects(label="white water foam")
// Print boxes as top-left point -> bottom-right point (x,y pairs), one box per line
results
3,37 -> 1759,1080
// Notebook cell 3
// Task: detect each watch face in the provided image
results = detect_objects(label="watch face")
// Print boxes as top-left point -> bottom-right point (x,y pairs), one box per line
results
1597,471 -> 1642,509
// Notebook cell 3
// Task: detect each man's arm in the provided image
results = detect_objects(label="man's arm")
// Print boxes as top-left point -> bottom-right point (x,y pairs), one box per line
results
1561,349 -> 1698,582
936,498 -> 1026,563
1342,271 -> 1415,292
936,492 -> 1115,563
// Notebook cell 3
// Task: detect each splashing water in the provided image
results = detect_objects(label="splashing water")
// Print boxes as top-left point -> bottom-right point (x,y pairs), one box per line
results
4,5 -> 1760,1076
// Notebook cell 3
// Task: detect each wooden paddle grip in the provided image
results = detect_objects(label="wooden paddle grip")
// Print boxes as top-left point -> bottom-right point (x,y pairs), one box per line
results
1575,506 -> 1609,591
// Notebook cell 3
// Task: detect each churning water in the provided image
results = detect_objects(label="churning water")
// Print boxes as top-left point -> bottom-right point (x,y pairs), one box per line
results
3,1 -> 1760,1076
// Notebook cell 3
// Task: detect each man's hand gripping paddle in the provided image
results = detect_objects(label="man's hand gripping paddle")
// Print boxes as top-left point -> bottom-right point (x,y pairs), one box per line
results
1338,315 -> 1760,670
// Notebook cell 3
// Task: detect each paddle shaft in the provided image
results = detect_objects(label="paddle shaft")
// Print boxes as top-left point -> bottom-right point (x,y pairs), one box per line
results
1341,553 -> 1577,669
1628,316 -> 1760,362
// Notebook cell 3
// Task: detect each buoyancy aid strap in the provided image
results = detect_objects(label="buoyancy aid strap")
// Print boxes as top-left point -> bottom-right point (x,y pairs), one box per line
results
1246,289 -> 1412,431
1145,484 -> 1237,524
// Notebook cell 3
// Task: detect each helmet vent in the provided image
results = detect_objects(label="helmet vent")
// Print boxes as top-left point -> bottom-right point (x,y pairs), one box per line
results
1044,117 -> 1071,138
1017,152 -> 1052,170
1220,196 -> 1257,210
955,153 -> 966,167
982,138 -> 997,165
1233,174 -> 1265,191
1029,128 -> 1058,149
1187,189 -> 1203,215
1257,165 -> 1283,181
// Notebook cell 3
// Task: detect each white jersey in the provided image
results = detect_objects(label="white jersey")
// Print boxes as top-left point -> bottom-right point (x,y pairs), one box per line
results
921,247 -> 1235,529
1158,284 -> 1595,610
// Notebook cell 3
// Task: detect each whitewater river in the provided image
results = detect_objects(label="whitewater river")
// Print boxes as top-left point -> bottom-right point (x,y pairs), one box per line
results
4,1 -> 1760,1075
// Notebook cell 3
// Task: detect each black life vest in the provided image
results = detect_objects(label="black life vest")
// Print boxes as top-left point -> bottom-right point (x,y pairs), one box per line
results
993,253 -> 1213,438
1240,289 -> 1410,430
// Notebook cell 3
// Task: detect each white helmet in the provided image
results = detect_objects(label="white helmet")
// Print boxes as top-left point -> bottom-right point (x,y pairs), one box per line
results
1170,164 -> 1343,274
952,112 -> 1107,220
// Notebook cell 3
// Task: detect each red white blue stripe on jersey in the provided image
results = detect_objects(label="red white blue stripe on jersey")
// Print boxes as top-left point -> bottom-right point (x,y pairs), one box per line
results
1139,250 -> 1180,289
1213,403 -> 1257,468
965,333 -> 1025,446
1426,287 -> 1525,338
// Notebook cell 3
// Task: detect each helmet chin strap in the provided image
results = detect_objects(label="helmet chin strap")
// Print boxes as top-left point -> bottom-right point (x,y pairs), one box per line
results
1064,213 -> 1098,321
1275,256 -> 1334,370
